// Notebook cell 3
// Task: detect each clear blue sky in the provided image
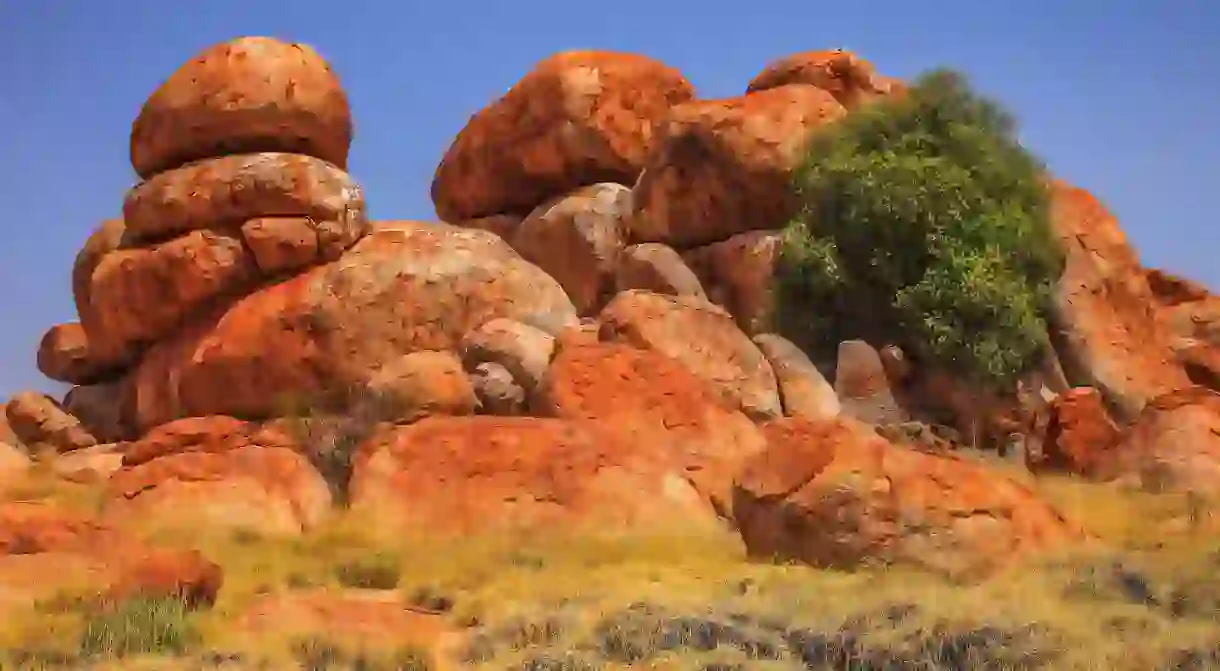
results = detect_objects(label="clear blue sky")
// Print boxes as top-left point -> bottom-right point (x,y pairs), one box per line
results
1,2 -> 1217,399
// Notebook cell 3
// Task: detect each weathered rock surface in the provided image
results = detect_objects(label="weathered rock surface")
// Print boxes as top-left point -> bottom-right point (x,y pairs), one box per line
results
431,50 -> 695,222
349,416 -> 717,537
123,152 -> 368,244
0,502 -> 222,611
131,36 -> 352,179
733,418 -> 1086,577
1145,267 -> 1220,390
50,443 -> 125,485
683,230 -> 782,334
599,291 -> 782,421
752,333 -> 840,421
534,341 -> 767,516
470,362 -> 526,416
125,223 -> 577,431
1113,387 -> 1220,496
5,391 -> 97,453
1048,182 -> 1190,421
511,183 -> 631,314
62,381 -> 132,443
458,318 -> 555,395
1026,387 -> 1119,479
104,416 -> 331,536
88,228 -> 259,350
615,243 -> 707,298
0,443 -> 30,491
834,340 -> 906,425
455,214 -> 522,241
364,350 -> 478,422
746,49 -> 904,108
630,85 -> 846,249
36,322 -> 124,386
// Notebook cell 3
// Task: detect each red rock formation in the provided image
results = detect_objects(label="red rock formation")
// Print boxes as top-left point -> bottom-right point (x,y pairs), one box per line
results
630,85 -> 846,249
734,418 -> 1086,577
130,36 -> 352,178
431,50 -> 695,222
349,416 -> 717,537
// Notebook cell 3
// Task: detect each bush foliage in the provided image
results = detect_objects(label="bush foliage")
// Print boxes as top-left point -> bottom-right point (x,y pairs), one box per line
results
776,68 -> 1064,388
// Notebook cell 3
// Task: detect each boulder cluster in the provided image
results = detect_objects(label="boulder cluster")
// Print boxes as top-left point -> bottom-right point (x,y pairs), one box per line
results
4,37 -> 1220,610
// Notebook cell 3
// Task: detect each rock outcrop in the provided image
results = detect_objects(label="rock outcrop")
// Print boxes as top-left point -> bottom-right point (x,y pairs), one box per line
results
103,416 -> 332,536
734,418 -> 1086,577
1047,181 -> 1191,421
431,51 -> 695,222
125,222 -> 575,431
0,502 -> 222,611
130,36 -> 352,179
18,38 -> 1220,600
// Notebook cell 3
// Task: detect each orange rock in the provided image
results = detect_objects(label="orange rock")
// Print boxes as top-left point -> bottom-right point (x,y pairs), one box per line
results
349,416 -> 716,537
746,49 -> 903,108
0,403 -> 13,445
534,341 -> 767,516
106,416 -> 331,536
5,391 -> 96,453
0,443 -> 30,491
241,217 -> 321,274
733,418 -> 1086,577
752,333 -> 840,421
1143,267 -> 1220,391
682,230 -> 782,333
1113,387 -> 1220,496
1048,181 -> 1190,421
458,318 -> 556,394
834,340 -> 905,425
1027,387 -> 1120,478
615,243 -> 707,299
130,36 -> 352,179
511,183 -> 631,315
599,291 -> 782,421
238,588 -> 458,664
1146,267 -> 1213,306
431,50 -> 695,222
124,223 -> 577,431
71,218 -> 141,372
0,501 -> 222,609
631,85 -> 846,249
364,350 -> 478,422
37,322 -> 125,386
122,152 -> 368,244
87,228 -> 259,352
63,382 -> 132,443
454,214 -> 521,241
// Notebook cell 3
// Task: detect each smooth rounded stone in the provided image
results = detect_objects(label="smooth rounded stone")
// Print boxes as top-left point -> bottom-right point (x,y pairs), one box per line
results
470,362 -> 527,416
752,333 -> 841,421
122,152 -> 368,244
458,318 -> 556,394
130,36 -> 352,178
615,243 -> 707,298
511,183 -> 631,315
431,50 -> 695,222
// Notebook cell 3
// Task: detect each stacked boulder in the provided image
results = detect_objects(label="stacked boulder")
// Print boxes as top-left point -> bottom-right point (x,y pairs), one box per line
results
33,36 -> 368,443
16,38 -> 1190,578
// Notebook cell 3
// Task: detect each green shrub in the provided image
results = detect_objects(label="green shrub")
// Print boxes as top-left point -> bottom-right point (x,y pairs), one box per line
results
776,68 -> 1064,389
283,385 -> 401,506
334,550 -> 402,589
77,596 -> 199,659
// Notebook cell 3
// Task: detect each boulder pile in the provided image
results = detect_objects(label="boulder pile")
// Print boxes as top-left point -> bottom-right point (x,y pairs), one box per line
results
7,36 -> 1220,609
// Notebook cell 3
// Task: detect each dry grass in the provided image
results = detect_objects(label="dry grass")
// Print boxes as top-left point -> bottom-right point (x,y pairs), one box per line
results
4,459 -> 1220,669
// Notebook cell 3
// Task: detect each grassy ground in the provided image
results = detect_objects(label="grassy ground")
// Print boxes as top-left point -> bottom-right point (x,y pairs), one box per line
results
4,453 -> 1220,670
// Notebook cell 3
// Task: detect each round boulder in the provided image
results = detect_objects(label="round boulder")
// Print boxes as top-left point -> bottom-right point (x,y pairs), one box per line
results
131,36 -> 352,178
